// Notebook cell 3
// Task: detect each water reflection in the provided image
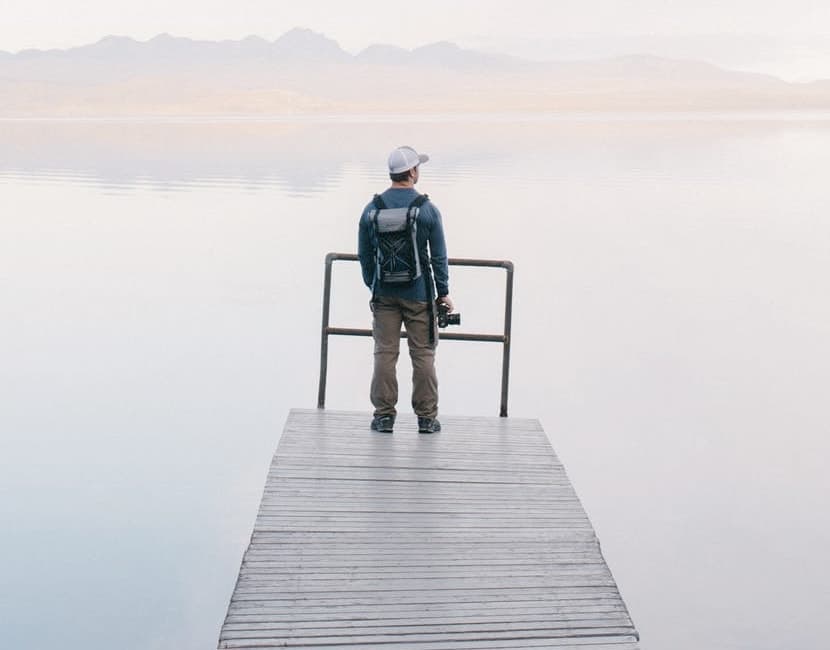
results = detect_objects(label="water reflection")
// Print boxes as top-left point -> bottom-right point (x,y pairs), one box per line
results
6,116 -> 828,194
1,121 -> 355,195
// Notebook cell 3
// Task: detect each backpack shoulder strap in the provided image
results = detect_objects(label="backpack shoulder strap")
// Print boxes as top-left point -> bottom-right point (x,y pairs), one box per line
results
409,193 -> 429,209
373,194 -> 387,210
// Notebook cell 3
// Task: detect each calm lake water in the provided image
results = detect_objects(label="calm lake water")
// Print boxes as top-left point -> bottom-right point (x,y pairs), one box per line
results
1,115 -> 829,650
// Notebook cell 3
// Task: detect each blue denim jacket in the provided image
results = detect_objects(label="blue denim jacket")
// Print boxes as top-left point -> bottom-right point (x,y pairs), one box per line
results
358,188 -> 449,302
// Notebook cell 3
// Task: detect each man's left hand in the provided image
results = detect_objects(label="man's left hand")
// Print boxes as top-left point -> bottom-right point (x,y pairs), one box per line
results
437,295 -> 455,312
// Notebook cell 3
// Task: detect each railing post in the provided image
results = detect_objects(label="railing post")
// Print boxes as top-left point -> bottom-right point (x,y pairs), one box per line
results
500,262 -> 514,417
317,253 -> 336,409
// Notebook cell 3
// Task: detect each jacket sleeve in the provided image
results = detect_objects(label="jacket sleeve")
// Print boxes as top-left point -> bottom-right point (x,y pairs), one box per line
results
427,204 -> 449,297
357,210 -> 375,290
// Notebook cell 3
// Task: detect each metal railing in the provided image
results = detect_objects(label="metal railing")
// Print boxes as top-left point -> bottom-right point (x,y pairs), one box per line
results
318,253 -> 515,417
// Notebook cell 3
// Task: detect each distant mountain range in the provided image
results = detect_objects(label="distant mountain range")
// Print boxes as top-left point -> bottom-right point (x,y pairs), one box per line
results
2,28 -> 829,117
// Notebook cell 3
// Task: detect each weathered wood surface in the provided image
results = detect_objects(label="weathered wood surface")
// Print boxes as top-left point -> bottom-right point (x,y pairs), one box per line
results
219,409 -> 639,649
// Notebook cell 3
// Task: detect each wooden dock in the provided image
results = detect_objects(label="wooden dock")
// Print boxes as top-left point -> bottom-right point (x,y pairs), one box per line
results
218,409 -> 639,649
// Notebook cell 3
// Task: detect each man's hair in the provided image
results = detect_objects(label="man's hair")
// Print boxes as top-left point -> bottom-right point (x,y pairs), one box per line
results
389,167 -> 414,182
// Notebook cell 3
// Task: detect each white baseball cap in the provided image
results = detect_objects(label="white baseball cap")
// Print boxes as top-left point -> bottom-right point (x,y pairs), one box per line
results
388,145 -> 429,174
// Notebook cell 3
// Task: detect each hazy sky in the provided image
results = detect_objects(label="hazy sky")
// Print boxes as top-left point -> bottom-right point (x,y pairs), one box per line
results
5,1 -> 830,79
5,0 -> 830,52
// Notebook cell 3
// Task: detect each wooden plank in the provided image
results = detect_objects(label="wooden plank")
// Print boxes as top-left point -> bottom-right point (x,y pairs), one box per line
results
223,625 -> 639,641
220,637 -> 640,649
218,409 -> 639,649
226,604 -> 633,626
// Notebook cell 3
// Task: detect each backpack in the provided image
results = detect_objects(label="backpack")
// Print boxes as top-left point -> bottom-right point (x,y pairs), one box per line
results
369,194 -> 429,286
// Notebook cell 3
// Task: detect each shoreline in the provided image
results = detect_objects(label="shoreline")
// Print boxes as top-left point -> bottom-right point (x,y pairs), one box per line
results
4,108 -> 830,124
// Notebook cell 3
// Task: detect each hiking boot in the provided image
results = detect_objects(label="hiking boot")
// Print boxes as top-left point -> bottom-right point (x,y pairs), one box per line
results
370,415 -> 395,433
417,417 -> 441,434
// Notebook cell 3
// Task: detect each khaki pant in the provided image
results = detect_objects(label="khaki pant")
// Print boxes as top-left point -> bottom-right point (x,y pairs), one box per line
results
370,296 -> 438,419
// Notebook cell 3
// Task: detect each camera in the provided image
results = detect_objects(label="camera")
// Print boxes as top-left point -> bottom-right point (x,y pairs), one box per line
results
437,301 -> 460,328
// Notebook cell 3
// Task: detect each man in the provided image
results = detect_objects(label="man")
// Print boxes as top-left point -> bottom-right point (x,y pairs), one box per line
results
358,145 -> 454,434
